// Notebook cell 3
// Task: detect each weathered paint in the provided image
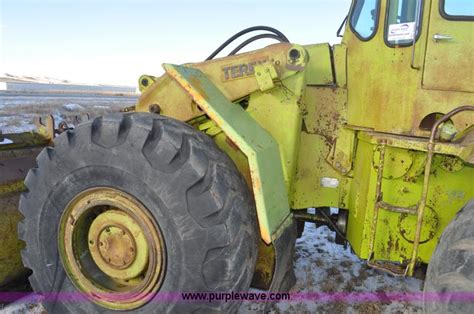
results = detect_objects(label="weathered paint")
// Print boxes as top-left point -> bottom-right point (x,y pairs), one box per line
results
347,133 -> 474,264
58,187 -> 165,310
423,0 -> 474,92
0,0 -> 469,286
163,64 -> 293,244
0,193 -> 28,287
131,0 -> 473,274
304,43 -> 334,85
0,144 -> 43,287
136,43 -> 296,121
344,0 -> 473,137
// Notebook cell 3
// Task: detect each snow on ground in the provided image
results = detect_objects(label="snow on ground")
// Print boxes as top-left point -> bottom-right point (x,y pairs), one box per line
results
1,223 -> 424,314
238,223 -> 423,313
1,73 -> 76,85
62,103 -> 86,112
0,94 -> 137,134
1,73 -> 125,87
0,95 -> 424,313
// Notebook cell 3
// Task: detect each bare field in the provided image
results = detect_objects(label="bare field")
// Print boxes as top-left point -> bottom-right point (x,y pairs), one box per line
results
0,93 -> 137,134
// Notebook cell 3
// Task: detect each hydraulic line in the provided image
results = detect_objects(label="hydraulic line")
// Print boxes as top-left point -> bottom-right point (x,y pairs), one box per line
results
206,25 -> 289,60
227,34 -> 285,56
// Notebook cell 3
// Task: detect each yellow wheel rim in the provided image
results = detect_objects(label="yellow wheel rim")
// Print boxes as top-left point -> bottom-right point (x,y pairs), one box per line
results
58,187 -> 165,310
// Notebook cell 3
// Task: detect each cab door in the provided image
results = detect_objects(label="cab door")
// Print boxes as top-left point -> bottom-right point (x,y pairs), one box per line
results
422,0 -> 474,92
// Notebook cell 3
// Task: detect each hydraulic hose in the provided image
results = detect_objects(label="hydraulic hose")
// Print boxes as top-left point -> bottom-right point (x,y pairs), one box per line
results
206,26 -> 290,60
227,34 -> 285,56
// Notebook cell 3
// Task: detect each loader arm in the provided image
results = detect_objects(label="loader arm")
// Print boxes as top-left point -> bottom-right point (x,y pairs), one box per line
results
163,64 -> 290,244
136,43 -> 309,243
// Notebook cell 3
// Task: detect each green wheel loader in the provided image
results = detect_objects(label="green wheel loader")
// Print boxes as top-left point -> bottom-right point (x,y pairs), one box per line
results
0,0 -> 473,312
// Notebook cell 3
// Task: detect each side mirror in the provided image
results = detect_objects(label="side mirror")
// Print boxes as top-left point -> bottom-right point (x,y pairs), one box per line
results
337,15 -> 348,38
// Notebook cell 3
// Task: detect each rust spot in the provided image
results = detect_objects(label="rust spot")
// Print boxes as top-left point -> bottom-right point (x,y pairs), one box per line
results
225,137 -> 239,151
251,169 -> 262,193
188,76 -> 209,101
251,240 -> 275,290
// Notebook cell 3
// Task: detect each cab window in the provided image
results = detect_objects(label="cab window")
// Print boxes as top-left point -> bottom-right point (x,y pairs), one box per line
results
441,0 -> 474,20
350,0 -> 380,40
385,0 -> 423,47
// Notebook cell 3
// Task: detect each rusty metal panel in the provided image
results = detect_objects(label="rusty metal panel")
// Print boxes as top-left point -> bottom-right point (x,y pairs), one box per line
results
0,193 -> 29,287
0,147 -> 41,287
422,0 -> 474,92
344,0 -> 473,136
163,64 -> 291,244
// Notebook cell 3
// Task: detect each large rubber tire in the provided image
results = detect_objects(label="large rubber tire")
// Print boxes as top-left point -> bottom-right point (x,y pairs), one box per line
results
18,113 -> 259,313
424,199 -> 474,314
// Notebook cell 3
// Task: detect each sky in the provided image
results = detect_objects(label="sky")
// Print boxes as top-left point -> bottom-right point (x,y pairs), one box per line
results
0,0 -> 352,86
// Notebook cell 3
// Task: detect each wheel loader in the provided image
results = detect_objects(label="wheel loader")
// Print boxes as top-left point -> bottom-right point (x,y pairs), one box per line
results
0,0 -> 473,312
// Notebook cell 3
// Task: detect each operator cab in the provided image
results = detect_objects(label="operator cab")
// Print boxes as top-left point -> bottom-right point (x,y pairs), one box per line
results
343,0 -> 473,137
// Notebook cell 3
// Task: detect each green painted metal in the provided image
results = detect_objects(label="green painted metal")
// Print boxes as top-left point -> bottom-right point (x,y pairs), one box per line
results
304,43 -> 334,85
0,0 -> 471,285
163,64 -> 291,243
0,142 -> 44,287
0,193 -> 27,287
347,133 -> 474,264
343,0 -> 473,137
423,0 -> 474,92
121,0 -> 474,272
132,0 -> 473,270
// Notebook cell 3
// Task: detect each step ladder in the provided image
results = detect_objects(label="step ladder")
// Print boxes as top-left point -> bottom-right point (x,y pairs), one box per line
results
366,106 -> 474,277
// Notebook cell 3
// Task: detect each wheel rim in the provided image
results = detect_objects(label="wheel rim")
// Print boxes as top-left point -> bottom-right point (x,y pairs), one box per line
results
58,187 -> 165,310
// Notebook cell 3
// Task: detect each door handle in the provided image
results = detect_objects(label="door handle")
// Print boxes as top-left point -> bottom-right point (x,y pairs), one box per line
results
433,33 -> 453,42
